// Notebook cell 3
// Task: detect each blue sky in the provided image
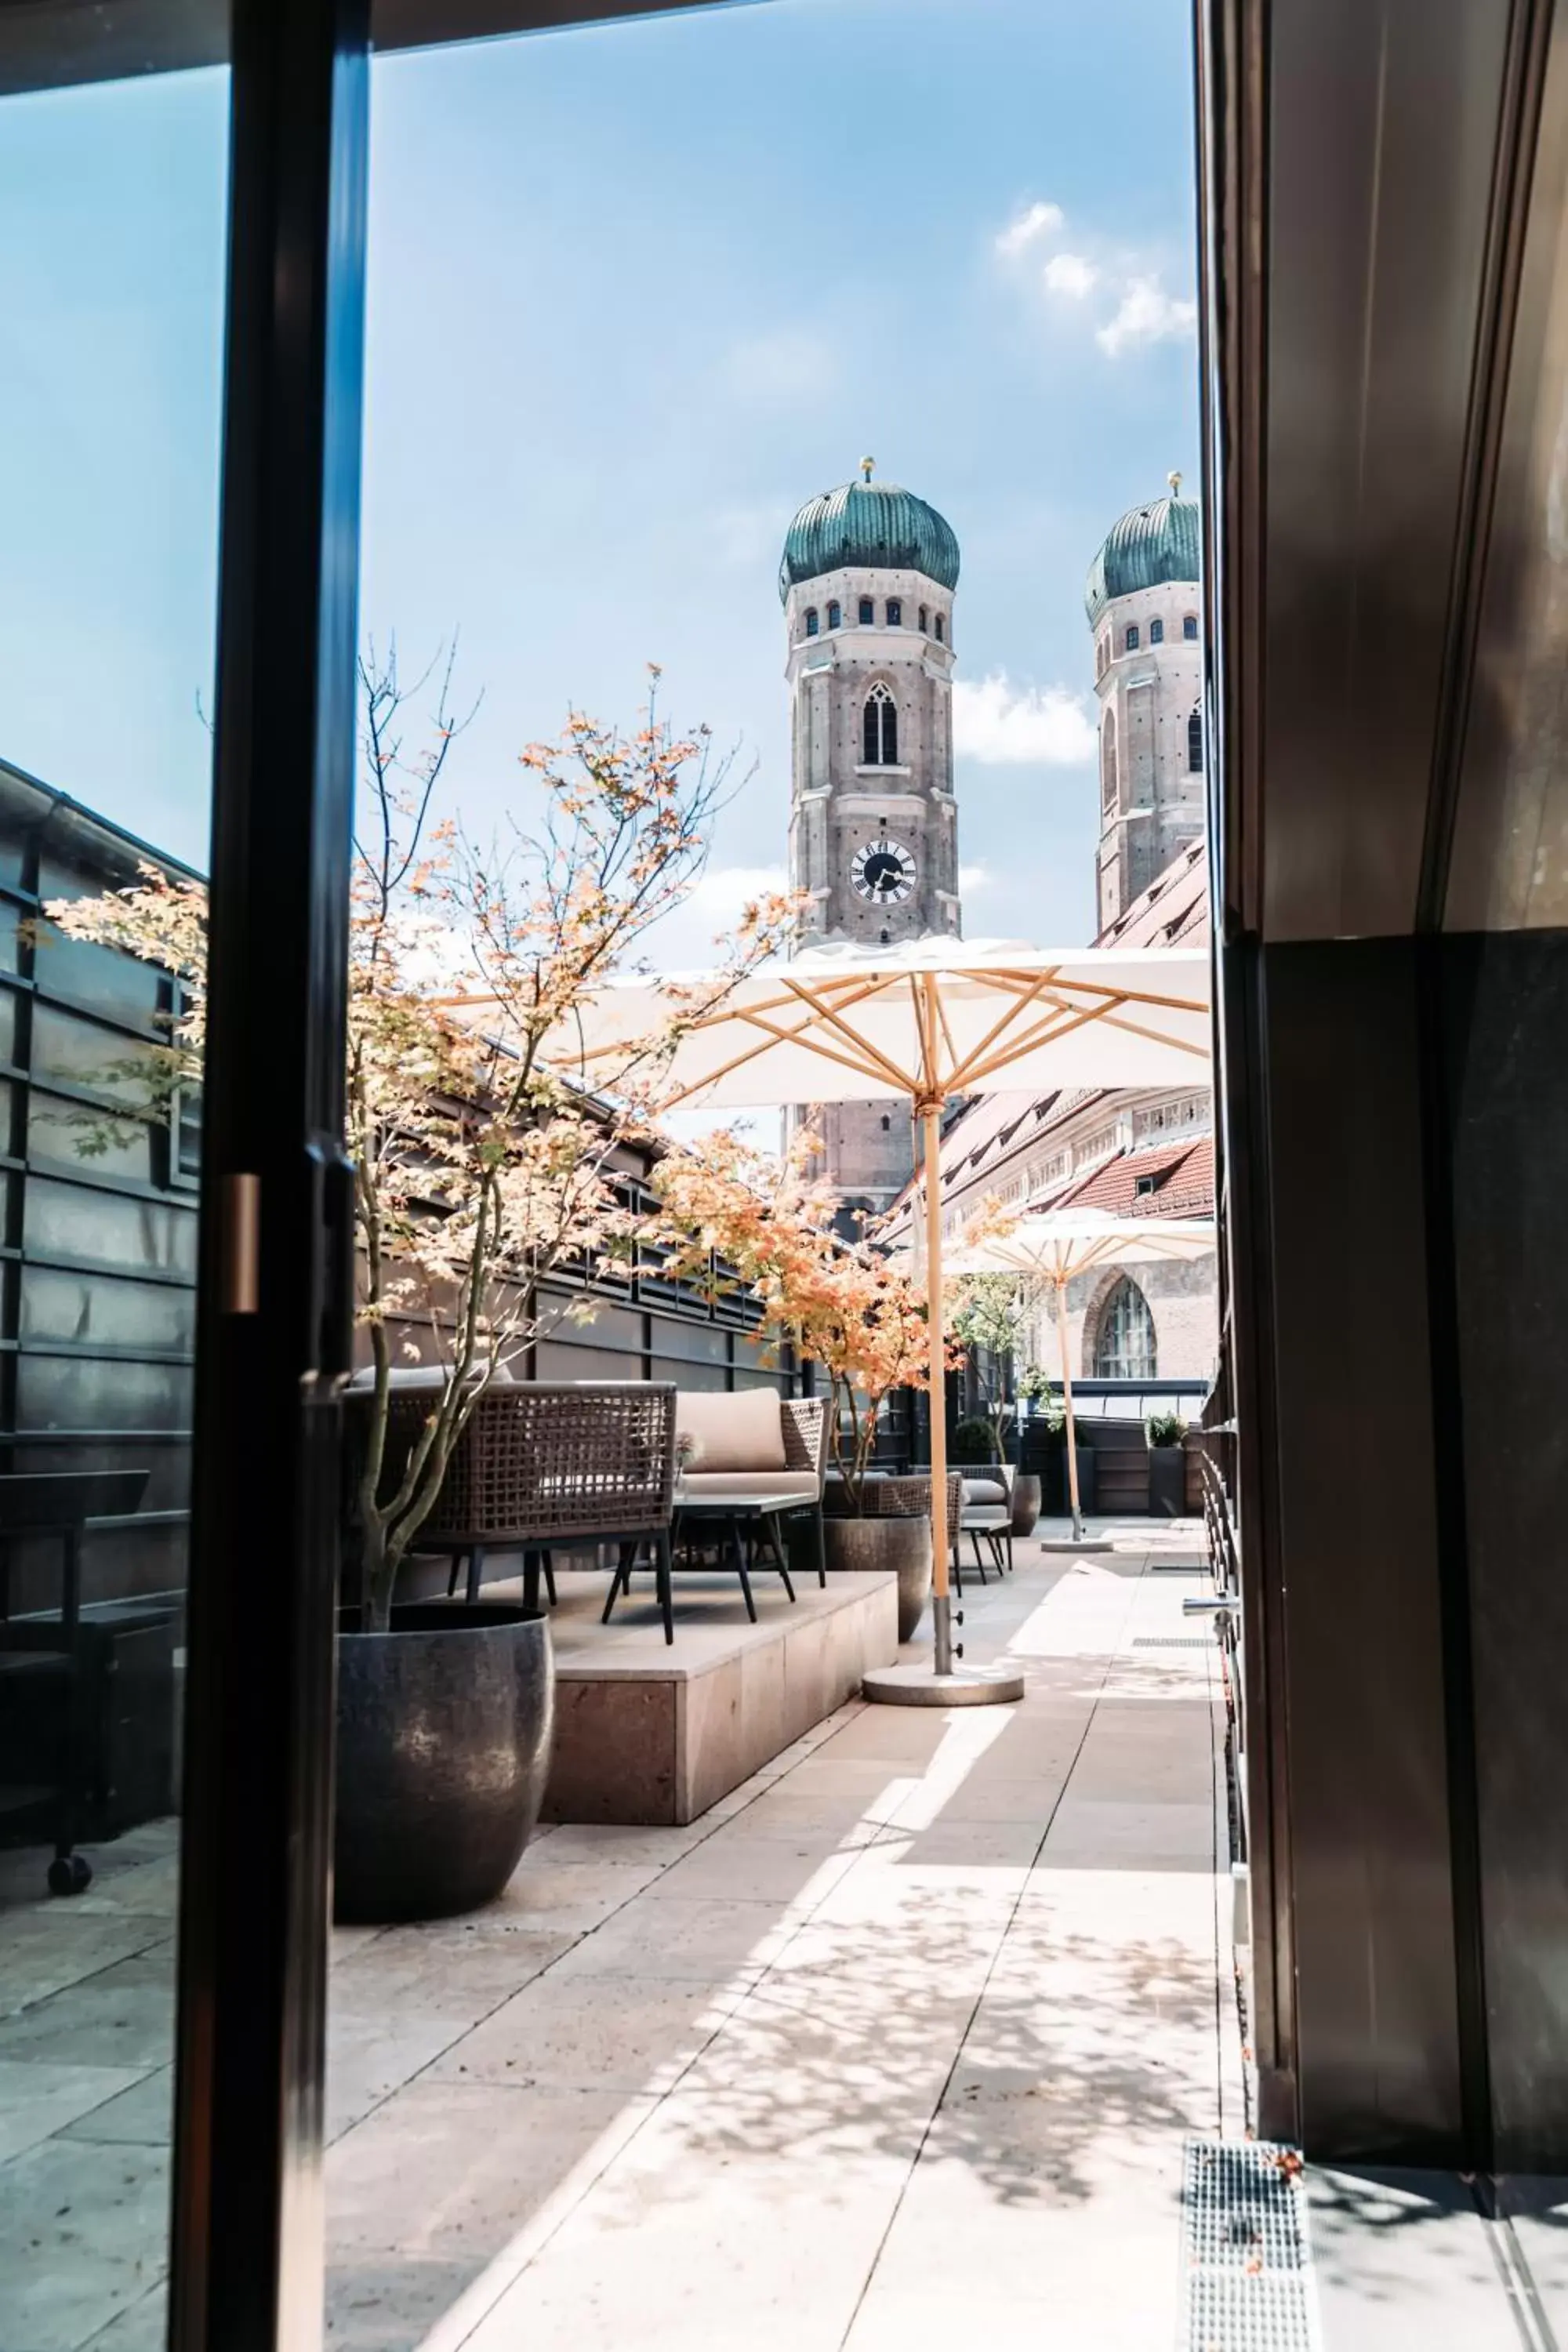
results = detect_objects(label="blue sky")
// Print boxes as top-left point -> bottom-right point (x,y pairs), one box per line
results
0,0 -> 1198,949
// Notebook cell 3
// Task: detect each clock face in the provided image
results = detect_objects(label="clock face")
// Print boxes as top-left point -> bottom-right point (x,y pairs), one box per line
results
851,837 -> 917,905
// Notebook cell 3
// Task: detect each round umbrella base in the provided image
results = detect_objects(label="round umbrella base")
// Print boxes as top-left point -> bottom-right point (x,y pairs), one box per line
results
1037,1537 -> 1115,1555
861,1663 -> 1025,1708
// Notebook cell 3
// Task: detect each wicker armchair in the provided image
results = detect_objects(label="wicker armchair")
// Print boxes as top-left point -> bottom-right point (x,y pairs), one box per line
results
392,1381 -> 678,1636
781,1396 -> 829,1586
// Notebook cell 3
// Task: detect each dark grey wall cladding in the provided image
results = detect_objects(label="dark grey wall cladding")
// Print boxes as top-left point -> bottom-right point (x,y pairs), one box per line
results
0,763 -> 202,1621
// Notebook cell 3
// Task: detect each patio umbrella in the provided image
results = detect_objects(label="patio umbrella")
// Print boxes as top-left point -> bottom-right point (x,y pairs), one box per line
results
443,936 -> 1210,1701
945,1210 -> 1217,1545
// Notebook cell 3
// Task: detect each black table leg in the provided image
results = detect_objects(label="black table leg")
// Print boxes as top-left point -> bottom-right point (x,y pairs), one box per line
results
655,1528 -> 674,1645
522,1551 -> 541,1614
729,1519 -> 757,1622
766,1512 -> 796,1602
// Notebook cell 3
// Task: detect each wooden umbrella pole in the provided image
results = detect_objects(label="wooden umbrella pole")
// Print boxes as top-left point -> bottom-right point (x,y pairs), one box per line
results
924,1102 -> 953,1673
1055,1272 -> 1085,1544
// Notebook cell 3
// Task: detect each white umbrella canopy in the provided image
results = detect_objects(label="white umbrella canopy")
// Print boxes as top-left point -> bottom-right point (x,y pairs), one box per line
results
524,935 -> 1210,1112
442,937 -> 1211,1696
945,1210 -> 1218,1544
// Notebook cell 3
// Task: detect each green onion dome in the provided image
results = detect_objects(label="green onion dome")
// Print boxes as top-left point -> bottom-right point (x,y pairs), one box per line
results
779,464 -> 960,602
1084,488 -> 1201,624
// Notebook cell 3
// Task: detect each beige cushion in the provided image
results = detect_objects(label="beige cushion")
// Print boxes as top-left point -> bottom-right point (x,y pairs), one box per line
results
677,1469 -> 820,1501
676,1388 -> 786,1474
961,1477 -> 1007,1505
347,1362 -> 514,1392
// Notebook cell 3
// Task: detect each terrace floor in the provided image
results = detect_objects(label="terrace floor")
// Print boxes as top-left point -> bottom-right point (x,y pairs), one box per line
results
7,1525 -> 1548,2350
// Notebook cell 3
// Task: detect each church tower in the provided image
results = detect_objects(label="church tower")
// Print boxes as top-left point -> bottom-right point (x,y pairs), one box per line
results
779,460 -> 962,1218
1085,476 -> 1205,931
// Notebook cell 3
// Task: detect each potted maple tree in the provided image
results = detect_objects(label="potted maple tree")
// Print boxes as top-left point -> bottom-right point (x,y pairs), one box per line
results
48,651 -> 789,1920
657,1131 -> 949,1641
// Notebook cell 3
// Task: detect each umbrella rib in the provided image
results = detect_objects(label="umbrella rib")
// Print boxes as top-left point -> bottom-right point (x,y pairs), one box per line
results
934,986 -> 961,1083
944,970 -> 1061,1091
777,978 -> 918,1094
959,996 -> 1209,1091
728,1005 -> 908,1091
658,1013 -> 897,1106
951,993 -> 1108,1088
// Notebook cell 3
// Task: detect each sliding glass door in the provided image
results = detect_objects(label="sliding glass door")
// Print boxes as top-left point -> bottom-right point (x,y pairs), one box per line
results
0,7 -> 368,2350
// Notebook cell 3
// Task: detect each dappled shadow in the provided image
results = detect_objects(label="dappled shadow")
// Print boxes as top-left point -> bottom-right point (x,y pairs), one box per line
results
1305,2167 -> 1521,2323
575,1891 -> 1218,2216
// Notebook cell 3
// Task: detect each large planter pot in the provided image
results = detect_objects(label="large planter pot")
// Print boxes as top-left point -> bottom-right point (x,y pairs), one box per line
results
1009,1473 -> 1042,1537
1149,1446 -> 1186,1519
822,1513 -> 932,1642
335,1602 -> 554,1924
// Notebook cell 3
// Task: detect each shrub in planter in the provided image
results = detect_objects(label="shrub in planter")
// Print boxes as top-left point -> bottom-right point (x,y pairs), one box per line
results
952,1416 -> 999,1467
1147,1411 -> 1189,1518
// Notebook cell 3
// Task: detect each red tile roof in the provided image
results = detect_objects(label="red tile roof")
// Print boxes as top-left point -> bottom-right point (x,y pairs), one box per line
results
1055,1132 -> 1214,1220
1094,837 -> 1210,949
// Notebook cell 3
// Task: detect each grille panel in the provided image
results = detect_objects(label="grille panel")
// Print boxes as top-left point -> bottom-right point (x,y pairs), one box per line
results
1182,2140 -> 1321,2351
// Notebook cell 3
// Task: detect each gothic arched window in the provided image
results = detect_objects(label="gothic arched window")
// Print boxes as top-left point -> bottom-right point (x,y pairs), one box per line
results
862,683 -> 898,766
1124,623 -> 1140,652
1188,705 -> 1203,772
1102,710 -> 1118,810
935,613 -> 946,644
805,608 -> 819,637
827,600 -> 841,630
858,597 -> 875,625
886,598 -> 902,626
1183,612 -> 1199,641
1093,1277 -> 1156,1379
1149,617 -> 1164,645
918,604 -> 929,632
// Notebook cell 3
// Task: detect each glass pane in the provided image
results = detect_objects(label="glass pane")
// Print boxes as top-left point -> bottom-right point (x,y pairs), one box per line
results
0,23 -> 228,2352
344,3 -> 1203,2347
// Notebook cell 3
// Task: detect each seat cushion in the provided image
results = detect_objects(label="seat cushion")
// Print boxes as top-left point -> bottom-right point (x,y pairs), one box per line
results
676,1388 -> 786,1474
677,1469 -> 820,1501
960,1476 -> 1007,1505
962,1506 -> 1011,1530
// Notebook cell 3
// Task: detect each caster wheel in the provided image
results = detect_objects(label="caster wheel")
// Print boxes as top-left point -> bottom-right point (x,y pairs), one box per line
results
47,1853 -> 92,1896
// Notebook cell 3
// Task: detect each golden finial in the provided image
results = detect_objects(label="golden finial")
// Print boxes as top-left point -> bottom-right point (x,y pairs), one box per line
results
861,456 -> 875,483
1167,468 -> 1183,498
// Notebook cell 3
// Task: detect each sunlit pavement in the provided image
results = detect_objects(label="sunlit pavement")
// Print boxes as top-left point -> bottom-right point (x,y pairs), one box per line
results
324,1520 -> 1235,2352
0,1525 -> 1237,2352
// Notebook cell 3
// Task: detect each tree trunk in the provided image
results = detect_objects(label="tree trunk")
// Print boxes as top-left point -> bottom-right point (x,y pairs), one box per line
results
361,1518 -> 394,1635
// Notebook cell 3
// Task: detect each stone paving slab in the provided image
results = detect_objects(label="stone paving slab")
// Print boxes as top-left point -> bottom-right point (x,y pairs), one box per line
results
389,1529 -> 1230,2352
0,1519 -> 1243,2352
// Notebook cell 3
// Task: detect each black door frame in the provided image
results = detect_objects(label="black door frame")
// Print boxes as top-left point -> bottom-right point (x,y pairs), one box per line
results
169,5 -> 368,2347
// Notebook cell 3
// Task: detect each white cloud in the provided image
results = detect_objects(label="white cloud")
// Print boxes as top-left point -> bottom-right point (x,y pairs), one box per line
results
995,201 -> 1063,260
1095,274 -> 1198,358
958,862 -> 992,895
688,862 -> 790,922
720,328 -> 837,402
1043,252 -> 1098,299
952,675 -> 1096,766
